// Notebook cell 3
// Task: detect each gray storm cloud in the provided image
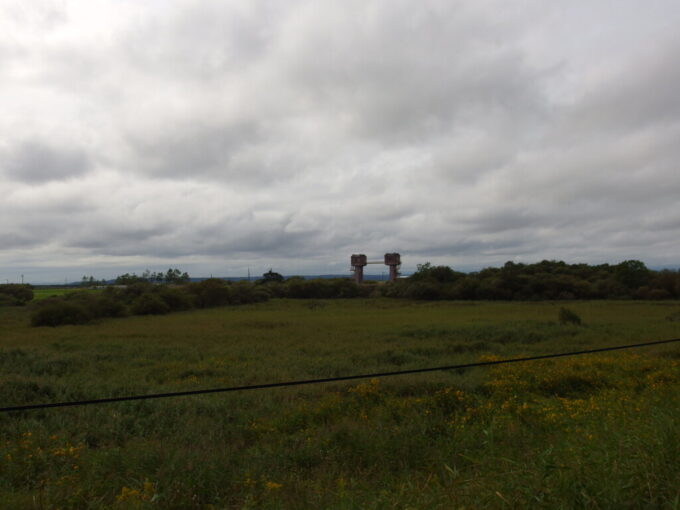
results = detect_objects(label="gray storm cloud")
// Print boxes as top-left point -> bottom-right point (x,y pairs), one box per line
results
1,0 -> 680,282
2,140 -> 93,183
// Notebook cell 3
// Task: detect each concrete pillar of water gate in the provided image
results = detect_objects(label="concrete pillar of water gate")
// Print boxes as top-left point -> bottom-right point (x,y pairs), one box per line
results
384,253 -> 401,282
351,254 -> 368,284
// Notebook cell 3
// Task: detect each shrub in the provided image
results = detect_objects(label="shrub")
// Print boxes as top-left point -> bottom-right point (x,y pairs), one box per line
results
404,282 -> 443,300
285,278 -> 368,299
378,281 -> 406,298
0,294 -> 18,306
648,288 -> 672,299
88,294 -> 128,318
118,282 -> 155,303
157,286 -> 195,311
258,282 -> 287,298
130,293 -> 171,315
322,279 -> 361,298
57,290 -> 126,319
31,300 -> 92,327
475,278 -> 513,300
558,307 -> 582,326
286,279 -> 325,299
230,281 -> 269,304
441,278 -> 480,300
187,279 -> 232,308
0,284 -> 33,305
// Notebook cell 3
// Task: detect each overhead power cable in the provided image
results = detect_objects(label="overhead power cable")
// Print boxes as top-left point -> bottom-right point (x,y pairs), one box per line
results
1,337 -> 678,414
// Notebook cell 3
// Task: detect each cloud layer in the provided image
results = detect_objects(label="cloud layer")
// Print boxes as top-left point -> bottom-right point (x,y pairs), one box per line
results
1,0 -> 680,282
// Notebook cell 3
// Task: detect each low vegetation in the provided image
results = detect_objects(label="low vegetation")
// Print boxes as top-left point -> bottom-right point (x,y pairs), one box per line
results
29,280 -> 270,327
27,278 -> 375,327
0,284 -> 33,306
558,307 -> 582,326
6,260 -> 680,329
383,259 -> 680,300
0,299 -> 678,508
19,260 -> 680,326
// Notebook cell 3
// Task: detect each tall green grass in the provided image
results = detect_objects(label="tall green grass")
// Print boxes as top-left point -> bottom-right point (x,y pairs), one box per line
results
0,300 -> 678,509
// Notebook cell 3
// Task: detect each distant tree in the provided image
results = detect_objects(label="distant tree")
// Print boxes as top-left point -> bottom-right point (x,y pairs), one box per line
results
651,270 -> 679,298
615,260 -> 651,289
258,269 -> 284,284
115,269 -> 189,285
165,268 -> 190,284
80,275 -> 100,288
115,273 -> 146,285
414,262 -> 432,274
410,262 -> 463,283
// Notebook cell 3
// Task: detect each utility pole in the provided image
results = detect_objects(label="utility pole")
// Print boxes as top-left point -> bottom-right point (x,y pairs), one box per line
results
21,274 -> 24,284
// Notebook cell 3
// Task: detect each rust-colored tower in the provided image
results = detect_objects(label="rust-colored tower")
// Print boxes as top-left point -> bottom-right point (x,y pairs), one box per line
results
350,253 -> 401,282
384,253 -> 401,281
350,254 -> 368,283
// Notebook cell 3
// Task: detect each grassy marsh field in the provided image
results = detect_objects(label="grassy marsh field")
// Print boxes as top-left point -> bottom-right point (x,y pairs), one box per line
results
1,299 -> 679,509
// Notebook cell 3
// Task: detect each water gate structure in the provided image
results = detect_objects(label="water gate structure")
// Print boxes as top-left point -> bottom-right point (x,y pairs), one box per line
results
350,253 -> 401,283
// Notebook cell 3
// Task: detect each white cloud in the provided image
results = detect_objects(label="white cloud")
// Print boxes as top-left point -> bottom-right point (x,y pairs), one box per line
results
2,0 -> 680,283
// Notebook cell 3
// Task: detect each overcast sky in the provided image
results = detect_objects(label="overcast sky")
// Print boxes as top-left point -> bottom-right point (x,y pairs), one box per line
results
2,1 -> 680,283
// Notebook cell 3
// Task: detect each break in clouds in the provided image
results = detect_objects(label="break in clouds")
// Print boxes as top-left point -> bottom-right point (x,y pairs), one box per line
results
1,0 -> 680,282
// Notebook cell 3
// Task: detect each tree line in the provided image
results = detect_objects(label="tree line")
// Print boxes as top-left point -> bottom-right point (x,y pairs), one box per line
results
382,259 -> 680,301
8,259 -> 680,327
114,268 -> 190,285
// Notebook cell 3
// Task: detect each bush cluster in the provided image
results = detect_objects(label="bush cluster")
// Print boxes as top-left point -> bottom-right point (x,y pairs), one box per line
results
283,278 -> 373,299
382,260 -> 680,301
30,279 -> 269,327
0,284 -> 34,306
30,300 -> 93,327
253,277 -> 374,300
29,277 -> 374,327
558,307 -> 582,326
27,258 -> 679,324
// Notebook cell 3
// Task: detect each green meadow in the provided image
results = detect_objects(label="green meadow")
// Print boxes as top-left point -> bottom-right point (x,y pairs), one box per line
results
1,299 -> 679,509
